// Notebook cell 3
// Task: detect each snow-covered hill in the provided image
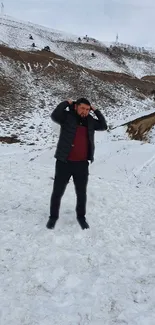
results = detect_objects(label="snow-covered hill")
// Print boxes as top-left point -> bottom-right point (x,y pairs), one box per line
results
1,15 -> 155,78
1,15 -> 155,146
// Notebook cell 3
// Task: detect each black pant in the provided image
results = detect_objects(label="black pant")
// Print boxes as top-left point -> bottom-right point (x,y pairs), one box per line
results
50,160 -> 89,220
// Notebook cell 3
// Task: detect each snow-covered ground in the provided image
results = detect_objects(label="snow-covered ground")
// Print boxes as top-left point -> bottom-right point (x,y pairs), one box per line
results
65,48 -> 126,73
148,126 -> 155,144
123,57 -> 155,79
1,126 -> 155,325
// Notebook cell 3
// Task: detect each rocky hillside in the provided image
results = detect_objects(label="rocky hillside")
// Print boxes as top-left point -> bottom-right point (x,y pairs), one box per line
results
1,15 -> 155,144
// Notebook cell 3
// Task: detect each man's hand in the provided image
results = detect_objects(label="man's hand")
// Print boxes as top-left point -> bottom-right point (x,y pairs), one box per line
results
67,99 -> 73,105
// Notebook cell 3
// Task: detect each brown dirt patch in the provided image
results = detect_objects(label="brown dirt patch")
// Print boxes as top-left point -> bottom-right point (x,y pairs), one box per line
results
141,75 -> 155,83
0,135 -> 21,144
125,112 -> 155,140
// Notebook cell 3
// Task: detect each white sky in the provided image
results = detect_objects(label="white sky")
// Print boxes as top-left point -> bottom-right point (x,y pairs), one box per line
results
2,0 -> 155,47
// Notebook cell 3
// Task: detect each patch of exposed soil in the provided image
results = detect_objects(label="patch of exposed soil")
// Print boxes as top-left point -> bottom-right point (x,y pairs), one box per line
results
0,135 -> 21,144
125,112 -> 155,141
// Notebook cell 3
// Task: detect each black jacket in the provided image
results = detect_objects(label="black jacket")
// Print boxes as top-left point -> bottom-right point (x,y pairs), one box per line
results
51,101 -> 107,163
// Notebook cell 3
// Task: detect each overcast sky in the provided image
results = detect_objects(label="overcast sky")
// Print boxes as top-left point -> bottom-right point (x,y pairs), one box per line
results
2,0 -> 155,47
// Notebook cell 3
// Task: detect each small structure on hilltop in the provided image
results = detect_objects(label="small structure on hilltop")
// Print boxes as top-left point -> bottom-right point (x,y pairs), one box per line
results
83,35 -> 89,42
115,33 -> 119,45
1,2 -> 4,15
82,35 -> 98,43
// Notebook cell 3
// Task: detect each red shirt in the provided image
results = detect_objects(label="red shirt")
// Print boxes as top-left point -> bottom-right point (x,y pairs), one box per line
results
68,126 -> 88,161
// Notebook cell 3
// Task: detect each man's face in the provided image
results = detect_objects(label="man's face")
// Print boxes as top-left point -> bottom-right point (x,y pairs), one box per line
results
75,103 -> 91,117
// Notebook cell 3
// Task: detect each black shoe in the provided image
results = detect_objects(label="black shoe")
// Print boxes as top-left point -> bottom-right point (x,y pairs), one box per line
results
77,217 -> 89,230
46,217 -> 58,229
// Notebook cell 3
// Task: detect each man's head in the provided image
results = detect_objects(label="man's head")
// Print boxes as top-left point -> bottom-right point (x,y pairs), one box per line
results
75,98 -> 91,117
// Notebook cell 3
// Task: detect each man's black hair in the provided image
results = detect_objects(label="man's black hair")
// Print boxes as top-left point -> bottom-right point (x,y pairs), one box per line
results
76,98 -> 91,106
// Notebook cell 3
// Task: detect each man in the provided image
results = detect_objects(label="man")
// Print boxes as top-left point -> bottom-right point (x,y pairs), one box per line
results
46,98 -> 107,230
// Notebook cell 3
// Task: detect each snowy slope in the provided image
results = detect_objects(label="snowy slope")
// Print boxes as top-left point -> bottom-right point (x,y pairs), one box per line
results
1,15 -> 155,77
2,39 -> 155,147
0,15 -> 77,46
124,57 -> 155,79
63,47 -> 126,72
1,128 -> 155,325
